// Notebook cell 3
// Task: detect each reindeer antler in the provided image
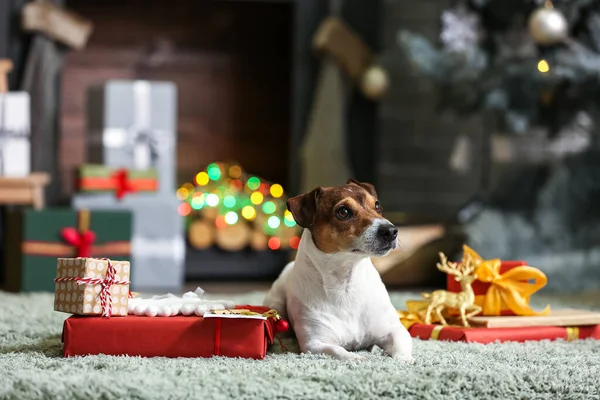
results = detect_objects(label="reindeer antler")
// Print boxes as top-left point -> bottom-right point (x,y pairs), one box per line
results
437,252 -> 478,278
436,252 -> 461,276
459,253 -> 478,277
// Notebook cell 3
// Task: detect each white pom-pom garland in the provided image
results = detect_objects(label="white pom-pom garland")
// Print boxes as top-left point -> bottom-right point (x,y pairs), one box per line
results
128,287 -> 235,317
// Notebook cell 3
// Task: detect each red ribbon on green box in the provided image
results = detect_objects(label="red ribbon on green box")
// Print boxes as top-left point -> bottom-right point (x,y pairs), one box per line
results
77,164 -> 158,199
22,210 -> 131,258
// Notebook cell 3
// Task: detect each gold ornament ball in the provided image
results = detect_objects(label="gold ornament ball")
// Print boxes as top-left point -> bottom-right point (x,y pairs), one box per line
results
360,65 -> 389,100
528,6 -> 568,45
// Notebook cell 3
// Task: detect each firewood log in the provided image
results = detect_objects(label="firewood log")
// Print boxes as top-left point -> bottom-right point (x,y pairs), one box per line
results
215,222 -> 251,251
188,219 -> 215,249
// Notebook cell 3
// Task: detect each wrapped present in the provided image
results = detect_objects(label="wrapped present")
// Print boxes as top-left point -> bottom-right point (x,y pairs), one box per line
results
446,245 -> 550,317
72,193 -> 184,291
409,323 -> 600,343
399,300 -> 600,328
0,91 -> 30,176
61,305 -> 281,359
76,164 -> 158,199
398,297 -> 600,343
87,80 -> 177,195
3,208 -> 132,292
54,258 -> 130,317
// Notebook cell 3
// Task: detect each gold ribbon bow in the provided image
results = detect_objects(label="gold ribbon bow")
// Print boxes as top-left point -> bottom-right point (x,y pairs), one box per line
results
463,245 -> 551,316
397,300 -> 439,329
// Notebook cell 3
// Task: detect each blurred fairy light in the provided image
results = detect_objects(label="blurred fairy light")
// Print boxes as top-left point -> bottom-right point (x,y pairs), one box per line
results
270,184 -> 284,198
538,59 -> 550,73
205,193 -> 219,207
262,201 -> 277,214
196,172 -> 209,186
224,211 -> 239,225
228,165 -> 242,179
250,192 -> 264,205
242,205 -> 257,220
267,216 -> 281,229
247,177 -> 261,191
223,195 -> 236,208
176,187 -> 189,200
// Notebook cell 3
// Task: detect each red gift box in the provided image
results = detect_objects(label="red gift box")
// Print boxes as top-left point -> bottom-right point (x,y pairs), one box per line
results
61,305 -> 279,359
447,260 -> 532,316
410,323 -> 600,343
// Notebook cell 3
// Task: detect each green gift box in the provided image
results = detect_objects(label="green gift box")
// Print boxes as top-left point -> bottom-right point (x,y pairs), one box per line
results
76,164 -> 158,199
3,208 -> 132,292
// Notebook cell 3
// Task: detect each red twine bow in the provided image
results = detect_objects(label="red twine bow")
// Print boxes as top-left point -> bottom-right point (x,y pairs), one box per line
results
113,169 -> 135,200
61,227 -> 96,258
54,258 -> 130,318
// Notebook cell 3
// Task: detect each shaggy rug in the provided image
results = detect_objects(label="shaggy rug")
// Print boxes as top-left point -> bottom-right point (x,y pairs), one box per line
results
1,290 -> 600,400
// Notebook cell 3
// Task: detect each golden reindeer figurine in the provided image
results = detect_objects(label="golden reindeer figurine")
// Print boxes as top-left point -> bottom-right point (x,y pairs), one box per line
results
421,252 -> 482,327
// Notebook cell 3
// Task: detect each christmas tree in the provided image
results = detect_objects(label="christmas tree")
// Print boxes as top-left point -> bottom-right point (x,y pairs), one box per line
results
399,0 -> 600,136
398,0 -> 600,291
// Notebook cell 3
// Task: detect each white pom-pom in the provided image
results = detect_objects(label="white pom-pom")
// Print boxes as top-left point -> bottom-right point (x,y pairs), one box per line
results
157,306 -> 172,317
134,304 -> 147,315
145,305 -> 159,317
194,287 -> 205,298
182,291 -> 197,299
195,305 -> 208,316
181,304 -> 195,316
128,303 -> 137,313
170,303 -> 182,316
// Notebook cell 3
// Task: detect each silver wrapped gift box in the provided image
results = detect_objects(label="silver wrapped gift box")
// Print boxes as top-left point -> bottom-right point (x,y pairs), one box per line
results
87,80 -> 177,196
72,193 -> 185,291
0,92 -> 30,177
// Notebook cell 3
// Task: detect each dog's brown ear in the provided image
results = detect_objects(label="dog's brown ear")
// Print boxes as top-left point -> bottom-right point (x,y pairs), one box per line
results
347,179 -> 378,198
286,187 -> 323,228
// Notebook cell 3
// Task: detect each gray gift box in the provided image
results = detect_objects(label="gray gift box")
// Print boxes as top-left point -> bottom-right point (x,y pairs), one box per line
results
87,80 -> 177,195
72,193 -> 185,291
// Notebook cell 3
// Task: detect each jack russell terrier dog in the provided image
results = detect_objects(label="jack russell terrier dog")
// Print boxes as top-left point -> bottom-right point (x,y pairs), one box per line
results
263,179 -> 414,362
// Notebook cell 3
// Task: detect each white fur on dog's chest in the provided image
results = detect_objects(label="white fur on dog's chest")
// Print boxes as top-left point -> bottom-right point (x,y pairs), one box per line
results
305,303 -> 384,350
290,260 -> 393,350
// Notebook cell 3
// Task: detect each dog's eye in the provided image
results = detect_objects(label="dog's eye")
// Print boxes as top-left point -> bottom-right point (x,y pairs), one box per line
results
336,206 -> 352,220
375,201 -> 382,214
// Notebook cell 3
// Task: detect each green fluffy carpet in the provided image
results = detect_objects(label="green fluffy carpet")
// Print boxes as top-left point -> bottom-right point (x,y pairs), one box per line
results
1,290 -> 600,400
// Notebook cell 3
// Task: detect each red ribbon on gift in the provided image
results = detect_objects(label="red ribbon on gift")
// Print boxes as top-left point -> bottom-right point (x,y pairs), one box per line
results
113,169 -> 135,199
61,227 -> 96,258
54,258 -> 130,318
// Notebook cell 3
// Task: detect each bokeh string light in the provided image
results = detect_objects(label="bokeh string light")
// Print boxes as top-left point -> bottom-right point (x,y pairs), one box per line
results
178,162 -> 301,251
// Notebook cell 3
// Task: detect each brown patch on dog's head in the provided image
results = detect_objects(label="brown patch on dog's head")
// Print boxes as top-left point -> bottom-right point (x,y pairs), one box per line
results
287,179 -> 394,254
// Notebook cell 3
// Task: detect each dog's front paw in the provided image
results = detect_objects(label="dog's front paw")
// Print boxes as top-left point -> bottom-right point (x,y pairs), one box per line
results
393,354 -> 415,364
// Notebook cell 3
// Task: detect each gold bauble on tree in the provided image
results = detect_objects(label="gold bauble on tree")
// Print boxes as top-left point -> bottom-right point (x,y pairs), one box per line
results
528,1 -> 568,45
360,65 -> 390,100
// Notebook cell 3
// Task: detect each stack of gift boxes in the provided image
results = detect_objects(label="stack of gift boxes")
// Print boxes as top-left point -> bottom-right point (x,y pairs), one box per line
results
2,79 -> 184,293
71,80 -> 185,291
398,245 -> 600,343
54,257 -> 285,359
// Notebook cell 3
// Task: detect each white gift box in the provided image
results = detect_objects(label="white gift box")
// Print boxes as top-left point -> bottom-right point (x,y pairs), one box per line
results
0,92 -> 31,177
88,80 -> 177,195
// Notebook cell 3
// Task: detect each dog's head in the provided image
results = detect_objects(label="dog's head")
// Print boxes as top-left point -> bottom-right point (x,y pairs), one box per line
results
286,179 -> 399,257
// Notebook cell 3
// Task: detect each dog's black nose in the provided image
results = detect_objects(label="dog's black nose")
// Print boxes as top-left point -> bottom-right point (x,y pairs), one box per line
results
378,224 -> 398,242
